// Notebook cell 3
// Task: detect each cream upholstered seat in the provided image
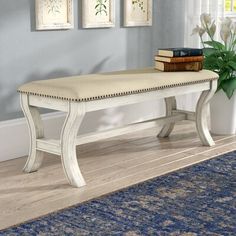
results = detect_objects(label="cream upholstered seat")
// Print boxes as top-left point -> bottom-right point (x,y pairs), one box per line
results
18,68 -> 218,102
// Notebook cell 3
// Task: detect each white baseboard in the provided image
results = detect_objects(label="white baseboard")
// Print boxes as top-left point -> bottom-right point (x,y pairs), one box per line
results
0,96 -> 197,163
0,112 -> 65,162
0,100 -> 164,163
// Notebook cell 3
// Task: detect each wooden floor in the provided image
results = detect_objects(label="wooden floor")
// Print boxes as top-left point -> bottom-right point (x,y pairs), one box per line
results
0,121 -> 235,230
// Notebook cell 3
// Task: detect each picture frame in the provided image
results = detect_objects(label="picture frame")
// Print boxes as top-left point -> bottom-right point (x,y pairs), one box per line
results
82,0 -> 115,28
124,0 -> 152,27
35,0 -> 74,30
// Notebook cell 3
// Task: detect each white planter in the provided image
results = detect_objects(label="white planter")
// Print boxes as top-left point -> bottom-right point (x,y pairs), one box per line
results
210,90 -> 236,135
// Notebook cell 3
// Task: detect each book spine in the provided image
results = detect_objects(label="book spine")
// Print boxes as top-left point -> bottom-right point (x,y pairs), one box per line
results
173,49 -> 203,57
155,56 -> 204,63
156,62 -> 203,72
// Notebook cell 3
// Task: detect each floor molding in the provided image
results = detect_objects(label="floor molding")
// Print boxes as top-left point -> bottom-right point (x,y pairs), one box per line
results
0,112 -> 65,162
0,100 -> 163,163
0,109 -> 159,162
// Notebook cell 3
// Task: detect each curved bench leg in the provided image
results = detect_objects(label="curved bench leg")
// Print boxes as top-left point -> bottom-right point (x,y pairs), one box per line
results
158,96 -> 177,138
196,81 -> 217,146
21,94 -> 44,172
61,102 -> 86,188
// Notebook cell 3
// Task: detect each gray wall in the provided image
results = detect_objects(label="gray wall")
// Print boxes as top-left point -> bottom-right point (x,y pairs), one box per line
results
0,0 -> 185,131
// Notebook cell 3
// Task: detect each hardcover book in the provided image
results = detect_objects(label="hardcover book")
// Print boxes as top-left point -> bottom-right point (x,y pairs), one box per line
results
155,61 -> 203,72
157,48 -> 203,58
154,55 -> 204,63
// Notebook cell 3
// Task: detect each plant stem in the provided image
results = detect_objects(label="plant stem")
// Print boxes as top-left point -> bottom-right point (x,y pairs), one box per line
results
230,32 -> 236,51
200,36 -> 205,48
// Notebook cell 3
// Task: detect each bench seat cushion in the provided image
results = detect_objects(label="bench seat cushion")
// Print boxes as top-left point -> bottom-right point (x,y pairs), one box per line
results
18,68 -> 218,102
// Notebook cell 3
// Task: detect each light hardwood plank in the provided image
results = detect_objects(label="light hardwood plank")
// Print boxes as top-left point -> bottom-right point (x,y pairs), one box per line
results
0,122 -> 235,230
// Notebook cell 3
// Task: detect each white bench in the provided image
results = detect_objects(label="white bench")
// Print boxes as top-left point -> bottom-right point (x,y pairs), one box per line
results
18,68 -> 218,187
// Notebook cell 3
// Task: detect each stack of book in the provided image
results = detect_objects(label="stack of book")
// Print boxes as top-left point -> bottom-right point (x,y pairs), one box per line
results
155,48 -> 204,72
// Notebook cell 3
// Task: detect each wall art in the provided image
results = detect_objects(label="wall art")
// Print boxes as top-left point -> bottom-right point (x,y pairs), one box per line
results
82,0 -> 115,28
124,0 -> 152,27
36,0 -> 74,30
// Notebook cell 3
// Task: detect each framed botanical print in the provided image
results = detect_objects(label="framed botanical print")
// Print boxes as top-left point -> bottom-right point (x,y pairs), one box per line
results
35,0 -> 74,30
82,0 -> 115,28
124,0 -> 152,27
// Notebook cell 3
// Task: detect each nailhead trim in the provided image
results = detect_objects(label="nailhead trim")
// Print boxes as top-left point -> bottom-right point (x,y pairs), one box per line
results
17,77 -> 218,102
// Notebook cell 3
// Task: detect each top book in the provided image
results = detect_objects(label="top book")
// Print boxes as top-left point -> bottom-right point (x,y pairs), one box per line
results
157,48 -> 203,58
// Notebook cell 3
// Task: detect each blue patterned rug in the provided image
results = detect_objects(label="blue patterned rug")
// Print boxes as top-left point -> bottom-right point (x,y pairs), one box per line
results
1,151 -> 236,236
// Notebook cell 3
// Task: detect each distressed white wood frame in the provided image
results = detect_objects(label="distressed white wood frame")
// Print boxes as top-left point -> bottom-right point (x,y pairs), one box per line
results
82,0 -> 115,28
35,0 -> 74,30
20,79 -> 217,188
124,0 -> 152,27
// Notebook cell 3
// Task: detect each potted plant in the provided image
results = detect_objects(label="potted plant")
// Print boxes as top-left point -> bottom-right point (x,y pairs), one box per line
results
192,13 -> 236,135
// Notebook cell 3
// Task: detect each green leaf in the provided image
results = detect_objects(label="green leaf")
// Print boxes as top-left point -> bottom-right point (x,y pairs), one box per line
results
203,41 -> 225,50
221,77 -> 236,99
216,58 -> 225,68
228,61 -> 236,70
203,56 -> 219,70
219,71 -> 230,82
232,54 -> 236,61
218,71 -> 229,89
203,47 -> 217,56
